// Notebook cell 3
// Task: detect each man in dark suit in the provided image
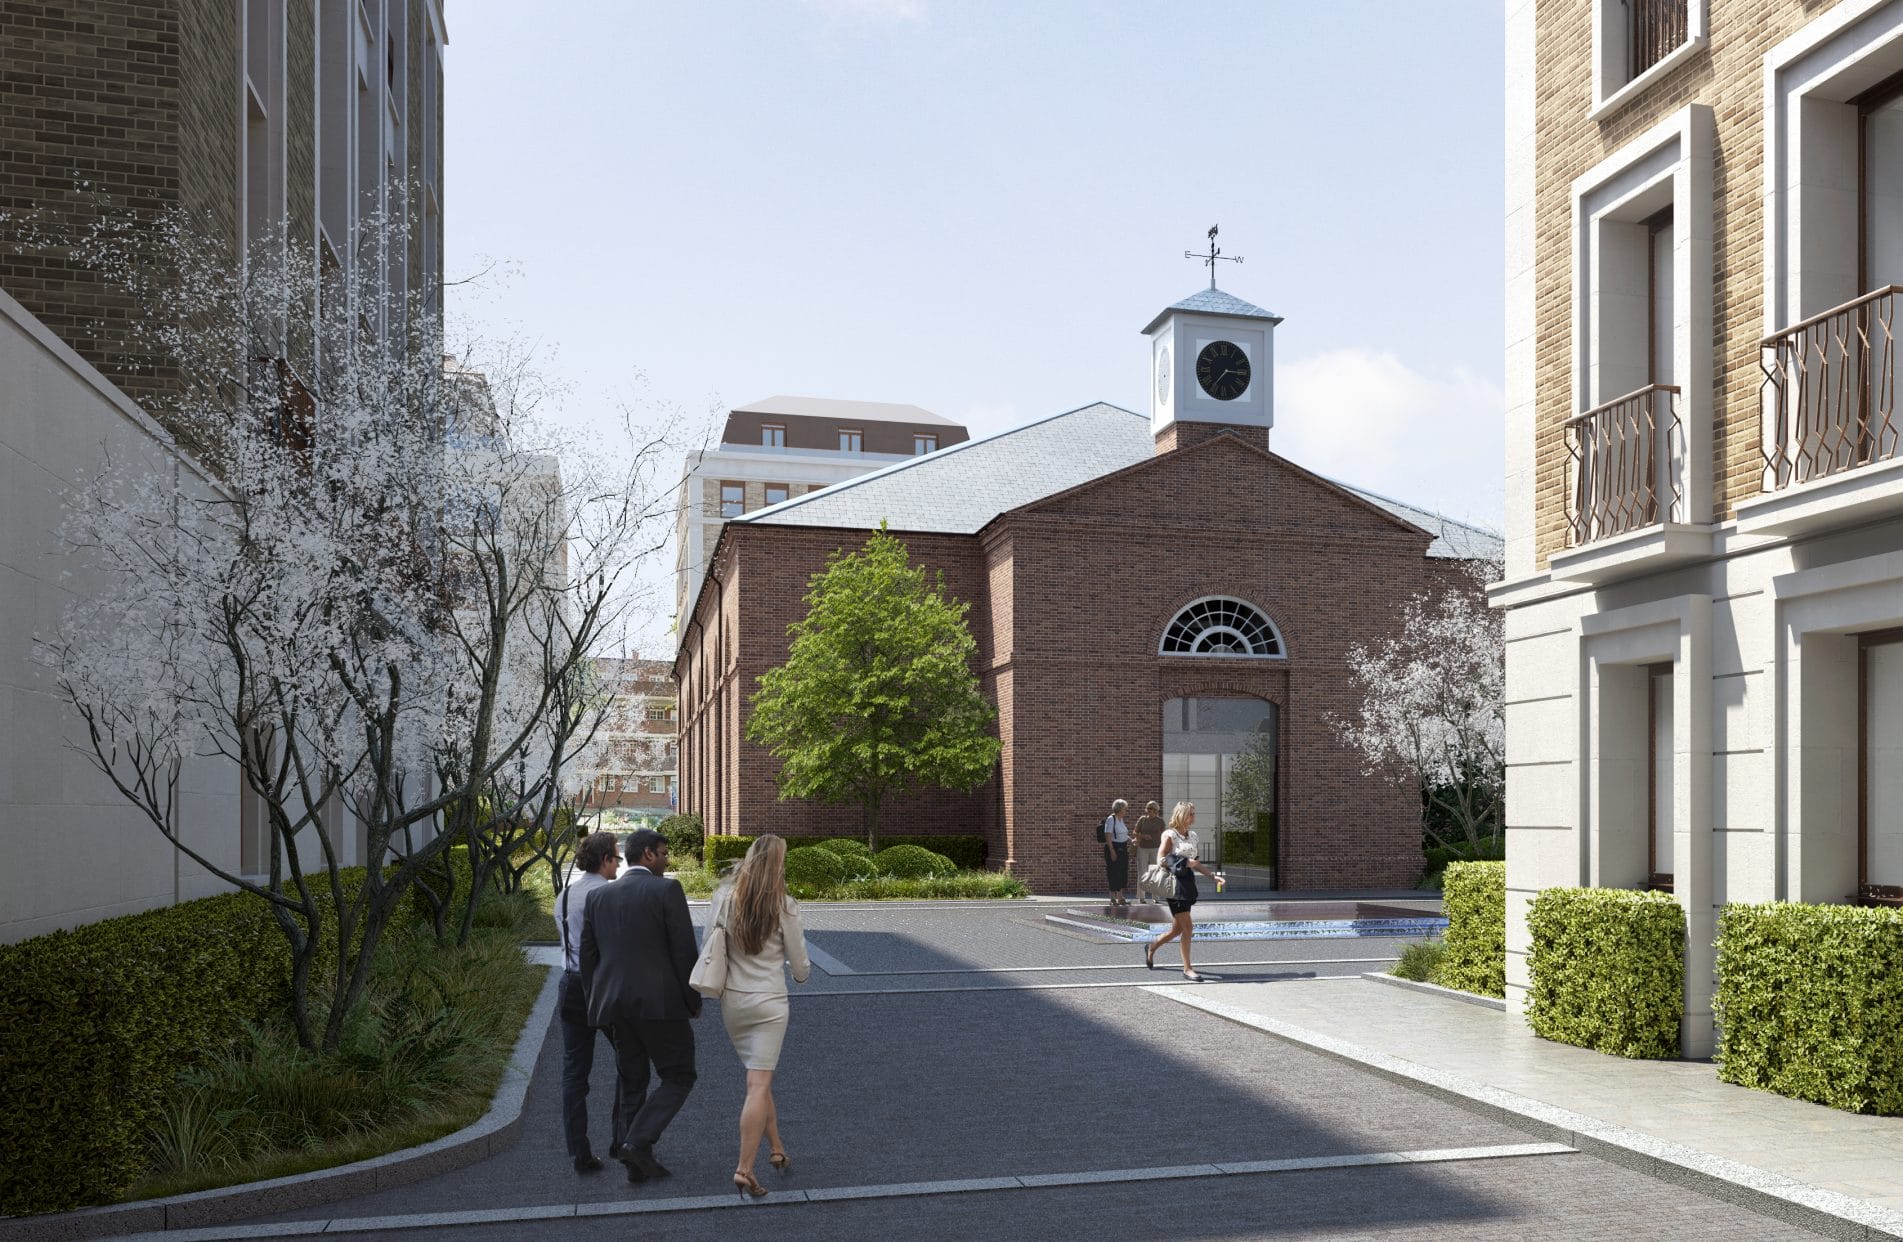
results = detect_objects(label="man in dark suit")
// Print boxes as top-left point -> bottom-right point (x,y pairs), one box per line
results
580,827 -> 701,1183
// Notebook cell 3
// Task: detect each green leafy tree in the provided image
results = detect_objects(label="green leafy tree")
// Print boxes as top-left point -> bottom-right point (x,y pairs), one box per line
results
746,524 -> 1001,852
1223,731 -> 1277,836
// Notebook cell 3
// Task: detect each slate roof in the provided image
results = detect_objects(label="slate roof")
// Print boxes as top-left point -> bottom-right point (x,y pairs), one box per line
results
737,401 -> 1501,560
1140,287 -> 1284,335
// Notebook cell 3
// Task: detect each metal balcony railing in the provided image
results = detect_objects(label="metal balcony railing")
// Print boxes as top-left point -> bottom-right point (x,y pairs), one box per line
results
1565,383 -> 1684,546
1629,0 -> 1688,78
1760,286 -> 1903,491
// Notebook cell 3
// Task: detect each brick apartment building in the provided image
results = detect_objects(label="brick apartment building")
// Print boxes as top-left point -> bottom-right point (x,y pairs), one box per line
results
581,656 -> 678,820
675,286 -> 1499,895
1498,0 -> 1903,1054
0,0 -> 446,942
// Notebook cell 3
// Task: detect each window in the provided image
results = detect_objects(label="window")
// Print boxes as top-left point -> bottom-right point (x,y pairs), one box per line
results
1159,597 -> 1283,657
1647,663 -> 1675,891
838,429 -> 863,452
1861,629 -> 1903,903
719,481 -> 744,518
1592,0 -> 1704,120
764,483 -> 789,506
914,434 -> 937,455
762,424 -> 786,448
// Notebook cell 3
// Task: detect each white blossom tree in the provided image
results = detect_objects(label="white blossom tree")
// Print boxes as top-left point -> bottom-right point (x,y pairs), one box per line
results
1333,556 -> 1504,855
26,208 -> 676,1048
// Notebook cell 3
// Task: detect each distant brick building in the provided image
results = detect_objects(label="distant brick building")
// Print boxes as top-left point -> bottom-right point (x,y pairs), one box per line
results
581,657 -> 677,818
674,286 -> 1499,894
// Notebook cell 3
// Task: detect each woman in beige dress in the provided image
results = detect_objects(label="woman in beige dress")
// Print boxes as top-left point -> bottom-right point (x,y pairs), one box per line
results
713,834 -> 811,1199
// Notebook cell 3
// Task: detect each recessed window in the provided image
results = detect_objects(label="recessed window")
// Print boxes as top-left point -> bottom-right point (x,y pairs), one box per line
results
719,481 -> 744,517
914,434 -> 937,455
762,424 -> 785,448
1160,597 -> 1283,657
764,483 -> 789,506
1592,0 -> 1705,119
839,429 -> 863,452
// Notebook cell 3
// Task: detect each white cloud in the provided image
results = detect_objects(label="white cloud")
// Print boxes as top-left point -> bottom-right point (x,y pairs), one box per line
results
1272,348 -> 1504,535
801,0 -> 927,23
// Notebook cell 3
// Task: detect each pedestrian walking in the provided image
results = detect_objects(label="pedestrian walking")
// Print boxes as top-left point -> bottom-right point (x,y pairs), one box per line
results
556,831 -> 624,1174
708,835 -> 811,1199
1102,798 -> 1133,907
1144,801 -> 1225,982
580,827 -> 701,1184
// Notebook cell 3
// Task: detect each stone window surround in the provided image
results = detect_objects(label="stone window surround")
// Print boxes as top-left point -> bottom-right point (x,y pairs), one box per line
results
1578,592 -> 1714,1056
1590,0 -> 1709,122
1569,103 -> 1715,530
1762,0 -> 1903,335
1772,547 -> 1903,905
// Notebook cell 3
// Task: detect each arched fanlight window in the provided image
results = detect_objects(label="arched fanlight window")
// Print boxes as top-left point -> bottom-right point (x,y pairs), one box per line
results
1159,597 -> 1284,658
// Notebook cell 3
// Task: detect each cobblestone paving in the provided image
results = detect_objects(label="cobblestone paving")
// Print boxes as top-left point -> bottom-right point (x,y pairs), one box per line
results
260,902 -> 1829,1240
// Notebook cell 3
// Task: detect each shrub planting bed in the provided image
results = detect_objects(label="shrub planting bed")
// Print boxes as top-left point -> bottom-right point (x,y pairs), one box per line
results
1436,861 -> 1506,997
1526,887 -> 1682,1059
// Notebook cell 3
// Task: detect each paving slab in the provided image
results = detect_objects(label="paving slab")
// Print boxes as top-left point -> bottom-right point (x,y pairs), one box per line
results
1154,975 -> 1903,1239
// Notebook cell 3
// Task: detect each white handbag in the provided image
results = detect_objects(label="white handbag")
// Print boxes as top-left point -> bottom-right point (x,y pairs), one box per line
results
689,901 -> 731,999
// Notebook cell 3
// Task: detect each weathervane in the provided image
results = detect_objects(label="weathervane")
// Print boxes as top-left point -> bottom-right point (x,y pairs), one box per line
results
1185,224 -> 1243,290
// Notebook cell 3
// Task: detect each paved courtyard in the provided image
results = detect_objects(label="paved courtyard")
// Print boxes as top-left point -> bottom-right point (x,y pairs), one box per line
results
224,900 -> 1820,1240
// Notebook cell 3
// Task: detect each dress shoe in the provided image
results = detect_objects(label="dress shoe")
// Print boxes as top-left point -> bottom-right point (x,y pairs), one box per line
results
573,1154 -> 603,1174
623,1146 -> 671,1181
607,1142 -> 624,1160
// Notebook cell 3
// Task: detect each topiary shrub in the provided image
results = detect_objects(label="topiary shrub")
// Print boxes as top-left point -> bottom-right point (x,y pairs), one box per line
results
705,834 -> 754,869
795,838 -> 874,879
883,834 -> 987,871
1715,902 -> 1903,1113
657,813 -> 705,863
1526,887 -> 1683,1059
1437,861 -> 1506,997
782,847 -> 847,898
873,844 -> 957,880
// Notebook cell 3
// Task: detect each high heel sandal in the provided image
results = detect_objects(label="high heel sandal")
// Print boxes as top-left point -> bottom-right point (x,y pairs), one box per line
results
734,1169 -> 768,1199
769,1149 -> 791,1174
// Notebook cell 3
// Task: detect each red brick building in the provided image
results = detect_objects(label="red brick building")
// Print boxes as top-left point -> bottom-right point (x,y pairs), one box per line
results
674,288 -> 1498,894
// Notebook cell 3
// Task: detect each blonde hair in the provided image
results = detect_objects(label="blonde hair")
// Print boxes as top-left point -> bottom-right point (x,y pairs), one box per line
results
728,834 -> 789,956
1167,801 -> 1196,834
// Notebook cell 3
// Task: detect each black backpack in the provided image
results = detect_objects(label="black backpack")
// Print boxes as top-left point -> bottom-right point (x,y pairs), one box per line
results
1093,814 -> 1110,843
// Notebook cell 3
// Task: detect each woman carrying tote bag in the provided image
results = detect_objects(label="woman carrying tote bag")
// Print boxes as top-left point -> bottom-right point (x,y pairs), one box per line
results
1143,802 -> 1224,982
708,834 -> 811,1199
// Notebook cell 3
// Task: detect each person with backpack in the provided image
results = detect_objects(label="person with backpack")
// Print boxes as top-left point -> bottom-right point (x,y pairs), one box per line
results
1100,798 -> 1133,907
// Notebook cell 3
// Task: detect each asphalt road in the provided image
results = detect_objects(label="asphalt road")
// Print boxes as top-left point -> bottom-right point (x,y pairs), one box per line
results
244,900 -> 1822,1241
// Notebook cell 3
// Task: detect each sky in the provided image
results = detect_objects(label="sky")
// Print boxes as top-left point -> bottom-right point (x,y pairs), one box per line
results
444,1 -> 1506,649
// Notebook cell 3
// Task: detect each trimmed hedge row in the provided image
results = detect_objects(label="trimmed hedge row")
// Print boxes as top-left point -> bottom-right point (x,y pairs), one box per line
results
1526,887 -> 1683,1059
1716,902 -> 1903,1113
706,833 -> 987,872
1437,861 -> 1506,998
0,872 -> 369,1216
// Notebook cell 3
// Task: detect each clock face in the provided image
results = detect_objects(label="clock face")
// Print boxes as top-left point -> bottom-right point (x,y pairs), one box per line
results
1195,340 -> 1251,401
1156,346 -> 1172,404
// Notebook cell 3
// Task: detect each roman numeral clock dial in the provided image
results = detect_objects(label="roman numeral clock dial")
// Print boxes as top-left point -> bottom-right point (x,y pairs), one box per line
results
1195,340 -> 1250,401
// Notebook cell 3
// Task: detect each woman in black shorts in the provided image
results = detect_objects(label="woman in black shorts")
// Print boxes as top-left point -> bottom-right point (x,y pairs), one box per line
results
1144,801 -> 1224,982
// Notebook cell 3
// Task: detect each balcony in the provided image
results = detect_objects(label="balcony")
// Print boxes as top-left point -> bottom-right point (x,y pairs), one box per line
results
1738,286 -> 1903,537
1549,383 -> 1712,583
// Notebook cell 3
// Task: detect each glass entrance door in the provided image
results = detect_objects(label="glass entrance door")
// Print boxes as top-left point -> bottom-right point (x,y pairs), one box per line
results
1161,696 -> 1278,890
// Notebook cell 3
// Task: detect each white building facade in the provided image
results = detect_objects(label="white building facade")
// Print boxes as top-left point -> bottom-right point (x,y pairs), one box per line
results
673,396 -> 969,625
1499,0 -> 1903,1054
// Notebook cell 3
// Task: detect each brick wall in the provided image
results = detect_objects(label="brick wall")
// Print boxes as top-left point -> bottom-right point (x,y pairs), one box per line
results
676,432 -> 1458,894
1529,0 -> 1831,565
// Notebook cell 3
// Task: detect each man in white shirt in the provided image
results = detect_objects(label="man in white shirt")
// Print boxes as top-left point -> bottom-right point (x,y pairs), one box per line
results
558,831 -> 622,1173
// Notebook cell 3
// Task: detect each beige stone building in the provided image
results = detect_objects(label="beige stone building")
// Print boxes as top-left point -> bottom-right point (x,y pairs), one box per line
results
1499,0 -> 1903,1052
673,396 -> 969,626
0,1 -> 447,942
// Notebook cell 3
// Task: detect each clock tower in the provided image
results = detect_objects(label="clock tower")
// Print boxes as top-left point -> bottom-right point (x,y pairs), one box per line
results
1143,285 -> 1283,452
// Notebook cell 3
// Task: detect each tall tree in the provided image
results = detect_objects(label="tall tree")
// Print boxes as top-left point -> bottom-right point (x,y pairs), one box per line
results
1332,556 -> 1505,855
746,525 -> 1001,851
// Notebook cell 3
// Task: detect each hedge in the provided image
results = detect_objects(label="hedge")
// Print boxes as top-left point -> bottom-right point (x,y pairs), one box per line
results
0,871 -> 370,1216
1715,902 -> 1903,1113
1526,887 -> 1683,1059
1437,861 -> 1506,997
707,833 -> 987,872
782,847 -> 848,898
